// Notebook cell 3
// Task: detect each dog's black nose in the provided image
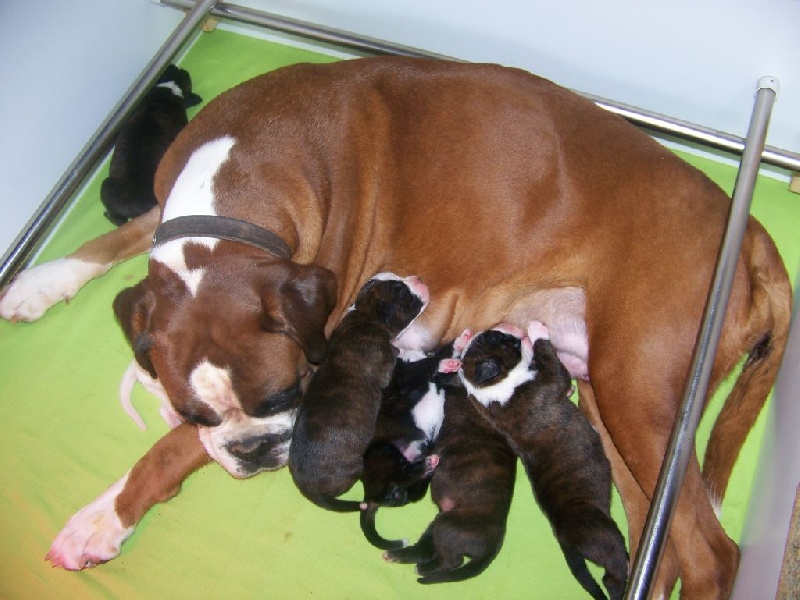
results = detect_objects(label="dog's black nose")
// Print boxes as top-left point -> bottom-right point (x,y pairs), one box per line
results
225,430 -> 293,471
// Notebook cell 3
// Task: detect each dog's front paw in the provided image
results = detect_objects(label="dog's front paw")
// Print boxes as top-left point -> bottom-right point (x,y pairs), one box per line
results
46,475 -> 134,570
0,259 -> 106,322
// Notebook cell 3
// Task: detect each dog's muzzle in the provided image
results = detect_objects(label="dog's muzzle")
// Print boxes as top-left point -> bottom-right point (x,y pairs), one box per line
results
198,409 -> 297,478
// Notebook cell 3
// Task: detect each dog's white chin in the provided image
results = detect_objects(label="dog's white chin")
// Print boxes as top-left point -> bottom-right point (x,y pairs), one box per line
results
198,411 -> 295,478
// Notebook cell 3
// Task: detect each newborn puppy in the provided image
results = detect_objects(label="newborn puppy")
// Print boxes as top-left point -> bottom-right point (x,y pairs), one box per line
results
101,64 -> 202,225
458,322 -> 628,600
288,273 -> 429,512
360,344 -> 454,549
384,359 -> 518,584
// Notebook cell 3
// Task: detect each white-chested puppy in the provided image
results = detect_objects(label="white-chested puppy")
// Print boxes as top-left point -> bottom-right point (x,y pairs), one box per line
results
457,322 -> 628,600
288,273 -> 429,512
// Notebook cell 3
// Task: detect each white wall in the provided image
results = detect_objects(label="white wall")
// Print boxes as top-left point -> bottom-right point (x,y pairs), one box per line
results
251,0 -> 800,154
2,0 -> 798,259
0,0 -> 182,257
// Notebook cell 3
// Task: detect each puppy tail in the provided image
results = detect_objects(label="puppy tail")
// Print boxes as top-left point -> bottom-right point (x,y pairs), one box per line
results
305,492 -> 361,513
703,219 -> 793,505
360,502 -> 406,550
417,551 -> 498,584
559,544 -> 608,600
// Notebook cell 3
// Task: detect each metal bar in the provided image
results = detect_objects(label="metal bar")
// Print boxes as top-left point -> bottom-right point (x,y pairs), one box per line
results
159,0 -> 800,172
0,0 -> 219,289
624,77 -> 780,600
159,0 -> 456,60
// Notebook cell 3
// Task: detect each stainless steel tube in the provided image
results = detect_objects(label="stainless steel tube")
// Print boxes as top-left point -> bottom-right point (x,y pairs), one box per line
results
0,0 -> 219,289
159,0 -> 800,172
624,77 -> 779,600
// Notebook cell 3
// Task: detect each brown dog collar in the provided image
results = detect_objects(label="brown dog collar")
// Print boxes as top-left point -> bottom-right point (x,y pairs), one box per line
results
153,215 -> 292,259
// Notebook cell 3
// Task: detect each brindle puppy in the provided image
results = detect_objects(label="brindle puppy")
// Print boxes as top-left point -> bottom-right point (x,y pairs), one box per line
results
288,273 -> 429,511
359,343 -> 455,550
458,322 -> 628,600
384,362 -> 518,584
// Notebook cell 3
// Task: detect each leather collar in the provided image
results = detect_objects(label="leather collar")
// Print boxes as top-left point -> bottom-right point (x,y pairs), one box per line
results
152,215 -> 292,259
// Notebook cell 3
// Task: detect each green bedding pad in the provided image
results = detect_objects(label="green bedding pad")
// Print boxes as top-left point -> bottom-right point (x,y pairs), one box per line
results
1,28 -> 797,600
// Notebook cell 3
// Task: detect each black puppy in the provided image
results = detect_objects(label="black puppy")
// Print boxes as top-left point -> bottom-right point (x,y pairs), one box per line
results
359,344 -> 455,549
101,64 -> 202,225
288,273 -> 429,512
384,356 -> 518,584
457,322 -> 629,600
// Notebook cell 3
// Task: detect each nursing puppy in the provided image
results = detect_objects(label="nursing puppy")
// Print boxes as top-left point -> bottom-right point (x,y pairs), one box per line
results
360,344 -> 454,549
385,361 -> 518,584
101,64 -> 202,225
288,273 -> 429,512
458,322 -> 628,600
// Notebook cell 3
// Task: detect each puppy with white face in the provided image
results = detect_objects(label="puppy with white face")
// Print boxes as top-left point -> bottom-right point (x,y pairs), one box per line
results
288,273 -> 429,511
457,322 -> 629,600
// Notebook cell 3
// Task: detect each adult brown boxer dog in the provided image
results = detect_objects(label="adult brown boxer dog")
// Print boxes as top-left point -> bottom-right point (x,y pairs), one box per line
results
0,57 -> 791,597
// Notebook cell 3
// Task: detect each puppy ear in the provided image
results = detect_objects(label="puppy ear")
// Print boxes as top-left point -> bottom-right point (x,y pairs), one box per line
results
113,279 -> 157,377
474,358 -> 501,385
261,263 -> 337,364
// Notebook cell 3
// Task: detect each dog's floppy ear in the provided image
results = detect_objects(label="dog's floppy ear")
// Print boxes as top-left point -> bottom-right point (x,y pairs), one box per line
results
260,263 -> 337,364
473,358 -> 501,385
113,279 -> 157,377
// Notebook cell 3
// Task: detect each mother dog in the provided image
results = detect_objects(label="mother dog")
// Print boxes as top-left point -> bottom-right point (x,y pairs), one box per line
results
0,57 -> 791,598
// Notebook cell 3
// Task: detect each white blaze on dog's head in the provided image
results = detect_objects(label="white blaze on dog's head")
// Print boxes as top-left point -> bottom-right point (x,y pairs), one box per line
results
189,359 -> 297,478
150,136 -> 236,296
458,324 -> 536,407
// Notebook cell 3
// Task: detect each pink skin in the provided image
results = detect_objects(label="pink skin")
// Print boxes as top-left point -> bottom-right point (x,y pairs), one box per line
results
526,320 -> 550,342
453,329 -> 473,357
403,275 -> 430,305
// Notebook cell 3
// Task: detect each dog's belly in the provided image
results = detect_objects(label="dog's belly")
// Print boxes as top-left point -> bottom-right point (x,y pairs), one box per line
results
398,286 -> 589,381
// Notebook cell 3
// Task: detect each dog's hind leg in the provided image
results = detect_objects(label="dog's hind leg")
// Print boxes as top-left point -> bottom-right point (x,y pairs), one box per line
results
0,205 -> 160,322
47,423 -> 210,570
578,382 -> 681,599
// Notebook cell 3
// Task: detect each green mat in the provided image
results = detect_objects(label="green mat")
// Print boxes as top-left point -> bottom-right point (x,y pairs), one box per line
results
0,29 -> 797,600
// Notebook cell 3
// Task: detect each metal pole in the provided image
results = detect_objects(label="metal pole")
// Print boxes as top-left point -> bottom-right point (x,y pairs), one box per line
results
0,0 -> 219,289
624,76 -> 780,600
158,0 -> 800,173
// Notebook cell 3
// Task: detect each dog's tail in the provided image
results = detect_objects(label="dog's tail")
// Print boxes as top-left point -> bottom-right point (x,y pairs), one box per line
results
359,502 -> 406,550
703,219 -> 792,505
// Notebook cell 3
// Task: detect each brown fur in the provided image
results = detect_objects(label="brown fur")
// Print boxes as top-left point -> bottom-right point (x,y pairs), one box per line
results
7,58 -> 790,595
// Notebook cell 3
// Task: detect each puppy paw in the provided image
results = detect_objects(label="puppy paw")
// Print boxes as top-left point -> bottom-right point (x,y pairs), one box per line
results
0,258 -> 106,322
453,329 -> 473,356
437,358 -> 460,373
46,475 -> 134,570
526,320 -> 550,342
424,454 -> 440,475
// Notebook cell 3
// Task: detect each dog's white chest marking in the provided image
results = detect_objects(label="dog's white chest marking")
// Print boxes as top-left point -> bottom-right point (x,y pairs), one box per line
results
151,136 -> 236,295
412,382 -> 446,441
